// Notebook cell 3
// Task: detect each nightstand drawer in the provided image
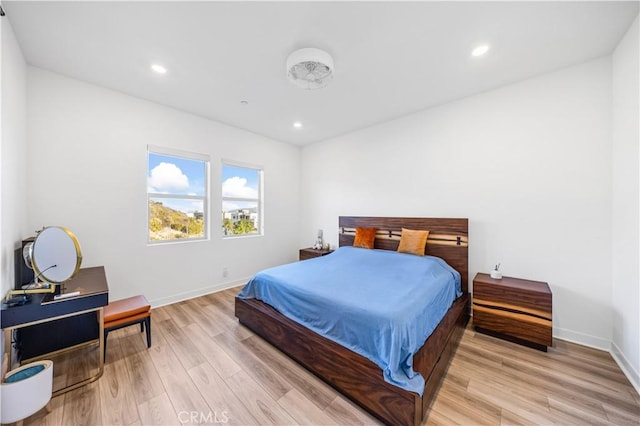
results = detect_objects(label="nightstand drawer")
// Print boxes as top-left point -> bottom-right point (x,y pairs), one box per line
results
299,247 -> 333,261
473,303 -> 552,347
473,280 -> 552,315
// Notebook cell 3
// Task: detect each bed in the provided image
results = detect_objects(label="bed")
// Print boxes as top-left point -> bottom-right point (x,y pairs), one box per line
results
235,216 -> 469,425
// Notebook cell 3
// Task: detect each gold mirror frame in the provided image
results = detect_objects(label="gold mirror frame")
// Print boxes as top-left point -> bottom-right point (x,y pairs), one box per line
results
31,226 -> 82,284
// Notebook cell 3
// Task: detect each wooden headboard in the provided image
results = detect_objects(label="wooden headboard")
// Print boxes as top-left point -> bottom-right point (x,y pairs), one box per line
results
338,216 -> 469,294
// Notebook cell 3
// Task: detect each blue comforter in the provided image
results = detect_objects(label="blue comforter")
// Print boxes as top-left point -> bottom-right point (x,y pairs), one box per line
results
237,246 -> 461,394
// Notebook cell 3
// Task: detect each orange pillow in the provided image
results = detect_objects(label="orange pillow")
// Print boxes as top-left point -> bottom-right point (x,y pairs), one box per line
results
353,227 -> 377,249
397,228 -> 429,256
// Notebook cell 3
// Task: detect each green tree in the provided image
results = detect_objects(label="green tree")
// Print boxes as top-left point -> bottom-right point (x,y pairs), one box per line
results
222,218 -> 234,235
188,218 -> 204,236
149,217 -> 163,232
234,219 -> 256,235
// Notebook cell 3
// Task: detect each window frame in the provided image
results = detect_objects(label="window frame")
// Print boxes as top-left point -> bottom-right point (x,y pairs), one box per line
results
147,145 -> 210,245
221,160 -> 264,238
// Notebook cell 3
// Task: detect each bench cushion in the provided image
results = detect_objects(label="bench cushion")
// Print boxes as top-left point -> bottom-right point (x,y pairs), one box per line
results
104,311 -> 150,329
104,295 -> 150,324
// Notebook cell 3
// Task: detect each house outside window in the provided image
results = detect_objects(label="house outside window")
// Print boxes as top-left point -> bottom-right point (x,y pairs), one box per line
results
147,145 -> 209,243
222,162 -> 263,237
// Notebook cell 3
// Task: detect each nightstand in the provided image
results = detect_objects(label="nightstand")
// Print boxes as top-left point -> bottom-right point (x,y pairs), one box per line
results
472,273 -> 552,351
299,247 -> 333,261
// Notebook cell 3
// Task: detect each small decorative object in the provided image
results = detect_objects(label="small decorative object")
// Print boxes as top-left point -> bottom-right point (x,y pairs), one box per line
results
314,229 -> 324,250
490,263 -> 502,279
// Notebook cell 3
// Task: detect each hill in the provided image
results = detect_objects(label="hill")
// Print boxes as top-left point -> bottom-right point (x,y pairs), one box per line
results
149,200 -> 204,241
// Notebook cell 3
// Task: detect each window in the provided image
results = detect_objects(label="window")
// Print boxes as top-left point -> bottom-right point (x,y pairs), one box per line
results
147,146 -> 209,243
222,162 -> 263,237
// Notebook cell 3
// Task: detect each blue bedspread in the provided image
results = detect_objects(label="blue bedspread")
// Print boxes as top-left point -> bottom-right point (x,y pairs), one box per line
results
237,246 -> 461,394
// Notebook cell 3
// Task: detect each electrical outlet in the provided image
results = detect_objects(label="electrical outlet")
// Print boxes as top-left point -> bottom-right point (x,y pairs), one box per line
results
222,267 -> 228,278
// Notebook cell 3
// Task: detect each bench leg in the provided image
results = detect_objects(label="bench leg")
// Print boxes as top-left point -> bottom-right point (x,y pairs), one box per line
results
103,316 -> 151,362
103,330 -> 109,362
144,317 -> 151,348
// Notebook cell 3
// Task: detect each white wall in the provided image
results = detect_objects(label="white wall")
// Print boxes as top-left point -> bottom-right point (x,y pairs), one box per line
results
611,15 -> 639,391
1,17 -> 28,301
301,58 -> 614,349
1,15 -> 28,369
26,68 -> 300,305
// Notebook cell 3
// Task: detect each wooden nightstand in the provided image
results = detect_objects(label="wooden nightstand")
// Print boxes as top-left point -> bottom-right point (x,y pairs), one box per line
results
472,273 -> 552,351
299,247 -> 333,261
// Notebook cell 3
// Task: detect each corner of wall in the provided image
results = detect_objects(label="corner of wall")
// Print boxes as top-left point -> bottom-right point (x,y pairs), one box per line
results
1,7 -> 29,370
611,341 -> 640,395
611,13 -> 640,394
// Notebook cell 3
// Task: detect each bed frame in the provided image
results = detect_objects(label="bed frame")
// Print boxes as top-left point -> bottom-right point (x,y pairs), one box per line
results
235,216 -> 469,425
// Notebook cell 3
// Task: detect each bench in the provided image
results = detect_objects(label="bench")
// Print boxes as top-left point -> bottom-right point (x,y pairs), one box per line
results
103,295 -> 151,360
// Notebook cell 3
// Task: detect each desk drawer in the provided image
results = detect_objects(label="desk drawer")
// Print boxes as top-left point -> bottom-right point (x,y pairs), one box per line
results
17,312 -> 99,361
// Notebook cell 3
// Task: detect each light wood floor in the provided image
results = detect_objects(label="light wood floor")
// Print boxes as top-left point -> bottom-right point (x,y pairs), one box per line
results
16,287 -> 640,426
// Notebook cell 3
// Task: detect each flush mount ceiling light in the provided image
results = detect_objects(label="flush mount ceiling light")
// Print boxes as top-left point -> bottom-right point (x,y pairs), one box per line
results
151,63 -> 167,74
471,44 -> 490,57
286,48 -> 334,90
293,121 -> 303,129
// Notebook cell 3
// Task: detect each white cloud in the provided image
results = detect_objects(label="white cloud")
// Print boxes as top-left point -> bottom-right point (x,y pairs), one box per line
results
148,162 -> 189,192
222,176 -> 258,198
222,201 -> 240,212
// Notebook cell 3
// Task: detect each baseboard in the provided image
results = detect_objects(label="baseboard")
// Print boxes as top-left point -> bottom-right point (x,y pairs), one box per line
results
469,311 -> 612,352
149,277 -> 249,308
553,327 -> 610,351
611,341 -> 640,395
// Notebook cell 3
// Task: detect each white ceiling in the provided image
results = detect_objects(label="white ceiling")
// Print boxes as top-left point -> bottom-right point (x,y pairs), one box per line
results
4,1 -> 638,145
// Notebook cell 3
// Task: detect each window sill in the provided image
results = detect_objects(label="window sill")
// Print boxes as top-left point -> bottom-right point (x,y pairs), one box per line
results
222,233 -> 263,240
147,237 -> 209,246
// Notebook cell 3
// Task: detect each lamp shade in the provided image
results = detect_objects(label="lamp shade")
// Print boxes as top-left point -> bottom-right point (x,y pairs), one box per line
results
286,48 -> 334,90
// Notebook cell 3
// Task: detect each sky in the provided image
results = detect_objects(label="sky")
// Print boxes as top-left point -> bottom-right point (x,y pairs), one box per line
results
221,164 -> 260,213
221,165 -> 259,199
147,153 -> 260,214
148,152 -> 205,196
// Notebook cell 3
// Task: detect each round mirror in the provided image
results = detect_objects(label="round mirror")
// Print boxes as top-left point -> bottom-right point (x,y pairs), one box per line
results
31,226 -> 82,283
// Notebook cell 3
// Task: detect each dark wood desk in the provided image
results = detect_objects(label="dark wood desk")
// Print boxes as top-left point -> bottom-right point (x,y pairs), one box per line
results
1,266 -> 109,395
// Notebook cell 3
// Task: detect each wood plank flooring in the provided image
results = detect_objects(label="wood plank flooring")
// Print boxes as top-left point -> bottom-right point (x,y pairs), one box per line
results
15,287 -> 639,425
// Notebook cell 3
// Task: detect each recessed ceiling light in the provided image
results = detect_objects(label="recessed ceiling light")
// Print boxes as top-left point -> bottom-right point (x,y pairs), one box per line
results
151,63 -> 167,74
293,121 -> 303,129
471,44 -> 490,57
